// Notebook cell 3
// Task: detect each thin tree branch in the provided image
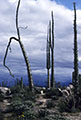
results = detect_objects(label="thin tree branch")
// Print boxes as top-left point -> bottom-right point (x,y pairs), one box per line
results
3,0 -> 20,77
19,26 -> 28,29
3,37 -> 19,77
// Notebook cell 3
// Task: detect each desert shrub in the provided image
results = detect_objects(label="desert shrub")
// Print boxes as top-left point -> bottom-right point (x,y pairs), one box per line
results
58,101 -> 68,112
45,88 -> 62,98
10,85 -> 21,94
46,100 -> 55,108
78,98 -> 81,110
34,87 -> 41,94
0,112 -> 3,120
38,109 -> 49,118
0,93 -> 5,101
68,96 -> 74,109
74,90 -> 81,110
44,114 -> 69,120
24,109 -> 37,120
11,95 -> 35,116
24,100 -> 35,108
11,85 -> 37,101
23,90 -> 38,101
12,92 -> 24,101
58,97 -> 74,113
12,95 -> 22,102
51,96 -> 59,100
11,85 -> 39,102
11,98 -> 24,115
58,98 -> 70,112
10,78 -> 25,95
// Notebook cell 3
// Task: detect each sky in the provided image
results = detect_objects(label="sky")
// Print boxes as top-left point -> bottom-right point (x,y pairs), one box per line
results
54,0 -> 81,9
0,0 -> 81,86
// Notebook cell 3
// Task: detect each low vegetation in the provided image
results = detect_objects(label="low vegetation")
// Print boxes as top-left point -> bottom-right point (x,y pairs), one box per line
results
4,79 -> 70,120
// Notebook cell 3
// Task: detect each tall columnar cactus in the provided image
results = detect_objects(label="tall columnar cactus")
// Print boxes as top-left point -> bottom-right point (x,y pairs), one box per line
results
49,21 -> 51,48
73,2 -> 79,93
51,11 -> 55,88
46,21 -> 51,88
20,77 -> 23,89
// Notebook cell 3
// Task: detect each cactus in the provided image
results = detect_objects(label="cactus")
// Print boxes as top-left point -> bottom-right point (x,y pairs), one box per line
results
46,21 -> 51,88
46,11 -> 55,89
51,11 -> 55,88
20,77 -> 23,89
2,81 -> 5,87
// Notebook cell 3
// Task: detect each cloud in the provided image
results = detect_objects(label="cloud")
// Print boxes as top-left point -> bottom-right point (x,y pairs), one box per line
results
0,0 -> 81,85
9,0 -> 17,3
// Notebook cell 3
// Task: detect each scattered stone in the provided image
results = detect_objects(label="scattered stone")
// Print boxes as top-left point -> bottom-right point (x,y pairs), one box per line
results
0,87 -> 11,95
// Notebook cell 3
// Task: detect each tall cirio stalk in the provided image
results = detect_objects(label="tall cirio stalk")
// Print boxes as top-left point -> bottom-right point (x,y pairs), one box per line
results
73,2 -> 79,93
3,0 -> 34,92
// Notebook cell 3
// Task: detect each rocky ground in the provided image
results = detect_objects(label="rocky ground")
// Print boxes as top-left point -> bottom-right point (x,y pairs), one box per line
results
63,112 -> 81,120
1,98 -> 81,120
0,87 -> 12,120
0,99 -> 12,120
35,93 -> 81,120
0,87 -> 81,120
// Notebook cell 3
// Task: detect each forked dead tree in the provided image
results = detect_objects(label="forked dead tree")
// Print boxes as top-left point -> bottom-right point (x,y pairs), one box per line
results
3,0 -> 34,91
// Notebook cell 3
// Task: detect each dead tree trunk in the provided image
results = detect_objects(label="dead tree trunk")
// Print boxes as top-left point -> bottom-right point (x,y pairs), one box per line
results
3,0 -> 34,91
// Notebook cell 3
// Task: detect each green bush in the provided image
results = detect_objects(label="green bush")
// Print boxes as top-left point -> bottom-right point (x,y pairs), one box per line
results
51,96 -> 59,100
24,100 -> 35,108
38,109 -> 49,118
0,93 -> 5,101
45,88 -> 62,98
10,85 -> 21,94
46,100 -> 55,108
0,112 -> 3,120
58,100 -> 69,112
24,109 -> 37,120
58,97 -> 74,113
23,91 -> 37,101
11,99 -> 24,115
10,85 -> 39,101
11,95 -> 36,116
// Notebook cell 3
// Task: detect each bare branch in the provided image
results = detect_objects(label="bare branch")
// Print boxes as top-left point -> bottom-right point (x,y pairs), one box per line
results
3,37 -> 19,77
19,26 -> 28,29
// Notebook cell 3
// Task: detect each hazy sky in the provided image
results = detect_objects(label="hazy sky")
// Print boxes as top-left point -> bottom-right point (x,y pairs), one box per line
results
0,0 -> 81,86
